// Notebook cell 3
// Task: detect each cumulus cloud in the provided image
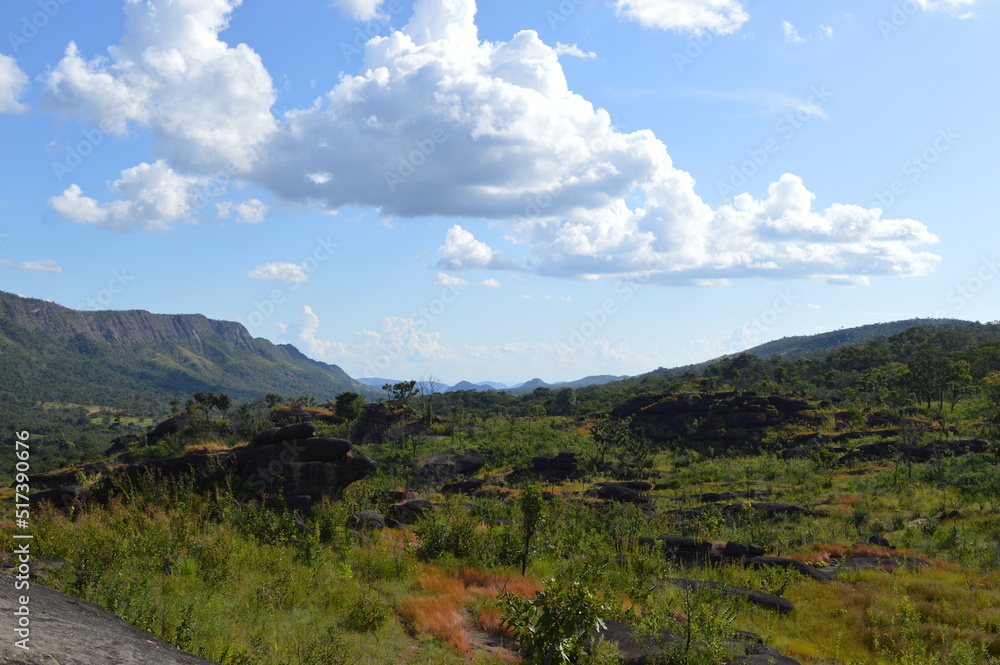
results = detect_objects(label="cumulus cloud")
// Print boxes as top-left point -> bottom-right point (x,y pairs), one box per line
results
49,161 -> 209,232
0,55 -> 29,113
43,0 -> 939,285
248,262 -> 308,282
298,306 -> 457,372
41,0 -> 276,172
332,0 -> 386,21
438,225 -> 506,270
433,272 -> 469,286
481,278 -> 501,288
615,0 -> 749,34
219,198 -> 269,224
19,259 -> 62,272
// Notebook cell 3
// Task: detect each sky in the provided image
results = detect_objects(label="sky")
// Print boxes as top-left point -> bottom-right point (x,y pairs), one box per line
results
0,0 -> 998,386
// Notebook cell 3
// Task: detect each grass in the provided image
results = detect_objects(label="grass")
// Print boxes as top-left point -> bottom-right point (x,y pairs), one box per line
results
8,411 -> 1000,664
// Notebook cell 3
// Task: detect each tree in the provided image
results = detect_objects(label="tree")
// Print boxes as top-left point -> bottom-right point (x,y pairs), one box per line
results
591,418 -> 629,466
551,388 -> 577,416
383,380 -> 419,406
946,360 -> 973,412
213,393 -> 232,419
518,485 -> 546,576
335,391 -> 366,421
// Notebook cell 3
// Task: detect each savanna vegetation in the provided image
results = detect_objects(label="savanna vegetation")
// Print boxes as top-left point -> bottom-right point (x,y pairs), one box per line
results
6,322 -> 1000,664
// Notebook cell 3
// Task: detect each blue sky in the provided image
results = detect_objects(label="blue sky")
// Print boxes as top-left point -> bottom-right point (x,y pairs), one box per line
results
0,0 -> 997,385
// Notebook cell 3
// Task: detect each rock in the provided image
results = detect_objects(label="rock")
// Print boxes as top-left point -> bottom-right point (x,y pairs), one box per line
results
767,396 -> 812,411
105,433 -> 143,456
746,556 -> 834,582
591,620 -> 677,664
0,554 -> 67,579
28,485 -> 89,509
0,571 -> 219,665
867,535 -> 893,549
665,578 -> 794,614
586,483 -> 646,503
723,502 -> 812,517
388,499 -> 435,524
251,422 -> 318,447
146,414 -> 192,441
347,510 -> 386,531
441,478 -> 486,494
371,490 -> 407,504
414,454 -> 485,482
839,556 -> 930,573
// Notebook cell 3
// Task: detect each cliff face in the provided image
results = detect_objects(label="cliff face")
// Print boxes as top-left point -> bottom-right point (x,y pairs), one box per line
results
0,291 -> 380,407
0,292 -> 257,351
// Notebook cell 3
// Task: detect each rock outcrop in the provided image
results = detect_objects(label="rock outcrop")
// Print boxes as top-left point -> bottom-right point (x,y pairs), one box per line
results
0,571 -> 218,665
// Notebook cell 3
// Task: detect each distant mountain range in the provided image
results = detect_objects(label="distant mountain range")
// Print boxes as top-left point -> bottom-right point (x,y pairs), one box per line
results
0,291 -> 382,413
358,375 -> 629,395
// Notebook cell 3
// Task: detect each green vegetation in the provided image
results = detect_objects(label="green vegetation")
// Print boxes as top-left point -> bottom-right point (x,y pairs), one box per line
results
10,319 -> 1000,662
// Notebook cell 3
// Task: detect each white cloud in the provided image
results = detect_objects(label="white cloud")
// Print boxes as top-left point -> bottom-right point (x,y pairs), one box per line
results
782,21 -> 805,44
298,306 -> 457,370
19,259 -> 62,273
554,43 -> 597,59
219,198 -> 269,224
248,262 -> 308,282
49,161 -> 209,232
41,0 -> 939,286
41,0 -> 276,172
332,0 -> 386,21
915,0 -> 982,18
819,25 -> 834,37
433,272 -> 469,286
481,278 -> 501,288
615,0 -> 749,34
439,225 -> 505,270
0,55 -> 29,113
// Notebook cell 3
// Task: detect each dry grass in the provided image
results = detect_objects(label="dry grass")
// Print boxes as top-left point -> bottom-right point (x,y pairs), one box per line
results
459,568 -> 541,600
398,596 -> 470,653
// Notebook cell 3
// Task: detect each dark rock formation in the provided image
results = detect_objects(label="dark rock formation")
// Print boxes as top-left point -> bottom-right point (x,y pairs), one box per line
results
586,482 -> 648,503
0,571 -> 218,665
441,478 -> 486,495
746,556 -> 834,582
146,414 -> 192,441
28,485 -> 89,510
105,433 -> 143,456
251,422 -> 318,447
664,578 -> 794,614
347,510 -> 386,531
414,454 -> 485,483
100,435 -> 375,502
388,499 -> 435,524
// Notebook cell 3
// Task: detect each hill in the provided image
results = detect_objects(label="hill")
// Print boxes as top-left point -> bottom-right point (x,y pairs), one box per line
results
0,291 -> 381,405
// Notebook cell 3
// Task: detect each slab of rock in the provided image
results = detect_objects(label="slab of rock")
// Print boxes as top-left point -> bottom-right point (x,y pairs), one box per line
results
0,571 -> 218,665
441,478 -> 486,494
414,454 -> 485,482
586,483 -> 648,503
250,422 -> 318,447
28,485 -> 90,510
388,499 -> 435,524
746,556 -> 834,582
664,578 -> 794,614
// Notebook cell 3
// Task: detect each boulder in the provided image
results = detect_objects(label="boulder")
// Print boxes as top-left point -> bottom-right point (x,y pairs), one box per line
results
0,571 -> 218,665
414,454 -> 485,482
441,478 -> 486,495
388,499 -> 435,524
347,510 -> 386,531
28,485 -> 89,509
586,483 -> 646,503
251,422 -> 318,447
146,414 -> 192,441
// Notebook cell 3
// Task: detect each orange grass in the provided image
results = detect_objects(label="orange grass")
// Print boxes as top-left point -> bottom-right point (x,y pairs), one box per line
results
399,596 -> 470,653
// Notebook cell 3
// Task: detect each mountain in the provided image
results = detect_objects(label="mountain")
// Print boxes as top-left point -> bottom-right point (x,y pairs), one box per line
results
505,375 -> 629,396
444,380 -> 511,392
739,318 -> 973,359
0,291 -> 382,412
